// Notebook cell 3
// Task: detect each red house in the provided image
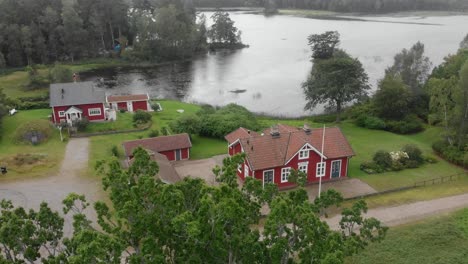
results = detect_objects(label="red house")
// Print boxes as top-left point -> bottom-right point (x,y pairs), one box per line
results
50,82 -> 107,124
107,94 -> 150,112
123,133 -> 192,162
225,124 -> 355,189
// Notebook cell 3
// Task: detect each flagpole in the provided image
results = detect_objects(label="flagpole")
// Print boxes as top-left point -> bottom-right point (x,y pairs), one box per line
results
318,124 -> 325,198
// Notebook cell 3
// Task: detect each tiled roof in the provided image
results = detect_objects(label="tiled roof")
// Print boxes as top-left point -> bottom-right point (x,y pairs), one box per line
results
123,133 -> 192,157
128,152 -> 181,184
50,82 -> 105,107
236,125 -> 354,171
107,94 -> 149,102
224,127 -> 259,144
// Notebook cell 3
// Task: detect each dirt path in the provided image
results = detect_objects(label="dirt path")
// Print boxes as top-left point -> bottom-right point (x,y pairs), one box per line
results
326,193 -> 468,230
0,138 -> 102,236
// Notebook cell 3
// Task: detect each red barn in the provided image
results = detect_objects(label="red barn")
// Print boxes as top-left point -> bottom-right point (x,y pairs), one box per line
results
225,124 -> 355,190
123,133 -> 192,162
107,94 -> 150,112
49,82 -> 106,124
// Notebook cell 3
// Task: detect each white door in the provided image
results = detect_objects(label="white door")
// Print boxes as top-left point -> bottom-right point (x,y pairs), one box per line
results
127,101 -> 133,112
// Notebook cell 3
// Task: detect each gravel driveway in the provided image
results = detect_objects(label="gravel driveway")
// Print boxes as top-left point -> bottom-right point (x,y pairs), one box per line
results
0,138 -> 102,236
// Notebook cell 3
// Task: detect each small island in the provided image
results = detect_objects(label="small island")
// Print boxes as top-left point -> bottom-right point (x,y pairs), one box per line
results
207,11 -> 249,51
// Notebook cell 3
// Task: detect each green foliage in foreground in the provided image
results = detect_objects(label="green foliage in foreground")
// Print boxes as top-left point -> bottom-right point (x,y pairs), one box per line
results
347,208 -> 468,264
0,149 -> 387,263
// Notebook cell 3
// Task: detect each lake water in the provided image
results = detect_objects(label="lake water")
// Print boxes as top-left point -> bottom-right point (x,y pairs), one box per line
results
81,12 -> 468,117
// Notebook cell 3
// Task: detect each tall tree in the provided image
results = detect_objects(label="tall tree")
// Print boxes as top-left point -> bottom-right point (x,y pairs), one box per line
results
460,33 -> 468,50
303,48 -> 369,122
61,0 -> 87,61
307,31 -> 340,59
207,11 -> 242,44
386,41 -> 432,95
373,74 -> 411,120
455,60 -> 468,147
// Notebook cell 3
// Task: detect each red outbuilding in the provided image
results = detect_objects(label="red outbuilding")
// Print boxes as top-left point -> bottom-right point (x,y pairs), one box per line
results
225,124 -> 355,190
123,133 -> 192,162
107,94 -> 150,112
49,82 -> 107,124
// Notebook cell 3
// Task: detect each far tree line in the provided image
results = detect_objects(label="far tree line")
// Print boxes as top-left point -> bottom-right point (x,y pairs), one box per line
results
195,0 -> 468,13
0,0 -> 244,68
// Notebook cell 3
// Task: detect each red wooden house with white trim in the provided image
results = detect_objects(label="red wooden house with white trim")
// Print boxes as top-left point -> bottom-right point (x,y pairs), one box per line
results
225,124 -> 355,189
107,94 -> 150,112
50,82 -> 107,124
123,133 -> 192,162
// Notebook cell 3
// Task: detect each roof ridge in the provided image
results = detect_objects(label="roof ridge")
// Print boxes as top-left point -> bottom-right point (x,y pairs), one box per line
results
282,132 -> 292,164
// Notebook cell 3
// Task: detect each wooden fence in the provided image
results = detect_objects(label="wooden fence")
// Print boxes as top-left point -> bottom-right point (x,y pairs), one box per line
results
346,172 -> 468,201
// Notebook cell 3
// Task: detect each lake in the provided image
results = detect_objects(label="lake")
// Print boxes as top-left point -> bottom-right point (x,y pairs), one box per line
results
81,12 -> 468,117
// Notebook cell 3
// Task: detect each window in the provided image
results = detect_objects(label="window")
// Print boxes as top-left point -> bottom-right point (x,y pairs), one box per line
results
281,167 -> 291,183
298,162 -> 308,174
244,164 -> 249,177
316,162 -> 326,177
58,111 -> 65,117
299,149 -> 309,159
237,163 -> 242,172
88,108 -> 102,116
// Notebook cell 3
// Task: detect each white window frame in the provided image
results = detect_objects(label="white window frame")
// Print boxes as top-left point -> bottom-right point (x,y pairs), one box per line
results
263,169 -> 274,187
281,167 -> 291,183
237,163 -> 242,172
88,108 -> 102,116
58,111 -> 65,117
298,162 -> 308,174
299,149 -> 309,159
244,163 -> 249,177
316,162 -> 326,177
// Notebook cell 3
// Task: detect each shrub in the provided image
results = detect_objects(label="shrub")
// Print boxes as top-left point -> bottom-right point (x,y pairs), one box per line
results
385,115 -> 424,134
425,156 -> 438,164
161,127 -> 170,136
49,64 -> 73,83
198,104 -> 260,139
356,114 -> 386,130
347,102 -> 377,120
169,114 -> 200,135
150,102 -> 161,112
402,144 -> 424,164
148,129 -> 160,138
432,140 -> 467,168
311,113 -> 339,123
111,145 -> 120,157
360,161 -> 384,174
119,108 -> 127,113
14,120 -> 53,144
373,150 -> 392,169
74,118 -> 89,132
133,110 -> 152,124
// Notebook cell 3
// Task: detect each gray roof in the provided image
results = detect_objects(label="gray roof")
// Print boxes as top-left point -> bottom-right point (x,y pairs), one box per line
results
49,82 -> 106,107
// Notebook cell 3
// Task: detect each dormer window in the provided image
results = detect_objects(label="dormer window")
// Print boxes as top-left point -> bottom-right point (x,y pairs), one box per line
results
299,149 -> 309,159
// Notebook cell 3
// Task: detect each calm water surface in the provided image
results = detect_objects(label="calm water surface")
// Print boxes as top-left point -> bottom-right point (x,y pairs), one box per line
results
81,13 -> 468,117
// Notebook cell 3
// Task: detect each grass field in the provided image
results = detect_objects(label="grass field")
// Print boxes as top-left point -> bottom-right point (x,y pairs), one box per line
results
0,109 -> 66,179
347,208 -> 468,264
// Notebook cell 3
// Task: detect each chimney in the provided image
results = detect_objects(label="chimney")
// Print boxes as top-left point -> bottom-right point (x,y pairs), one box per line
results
247,130 -> 251,134
303,124 -> 311,134
270,125 -> 280,138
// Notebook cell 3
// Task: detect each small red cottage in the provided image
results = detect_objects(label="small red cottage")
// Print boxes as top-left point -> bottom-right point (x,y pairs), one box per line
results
123,133 -> 192,162
225,124 -> 355,189
107,94 -> 150,112
50,82 -> 107,124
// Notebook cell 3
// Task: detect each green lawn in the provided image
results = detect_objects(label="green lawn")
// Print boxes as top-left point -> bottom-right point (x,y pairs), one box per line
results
0,109 -> 67,179
83,112 -> 147,133
0,69 -> 49,98
347,208 -> 468,264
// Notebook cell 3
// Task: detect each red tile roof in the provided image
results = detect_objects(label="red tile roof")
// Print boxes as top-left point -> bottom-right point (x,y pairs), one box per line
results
107,94 -> 149,103
234,125 -> 354,171
123,133 -> 192,157
224,127 -> 259,145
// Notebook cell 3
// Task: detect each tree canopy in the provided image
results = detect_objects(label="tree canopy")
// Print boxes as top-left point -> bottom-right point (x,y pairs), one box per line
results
303,34 -> 369,122
0,147 -> 388,263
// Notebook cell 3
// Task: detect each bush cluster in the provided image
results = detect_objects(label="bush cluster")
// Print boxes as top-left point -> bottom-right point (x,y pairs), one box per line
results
73,118 -> 89,132
133,110 -> 152,125
432,140 -> 468,168
169,104 -> 260,139
354,113 -> 424,134
360,144 -> 425,174
9,94 -> 49,110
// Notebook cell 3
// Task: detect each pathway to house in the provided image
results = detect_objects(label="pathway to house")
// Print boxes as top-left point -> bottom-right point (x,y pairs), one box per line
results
326,192 -> 468,230
0,138 -> 102,237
